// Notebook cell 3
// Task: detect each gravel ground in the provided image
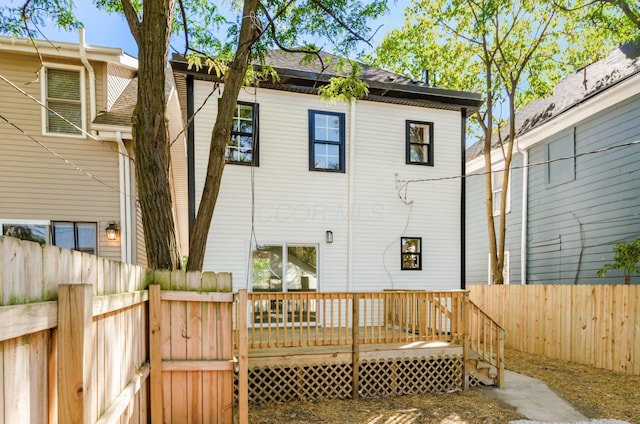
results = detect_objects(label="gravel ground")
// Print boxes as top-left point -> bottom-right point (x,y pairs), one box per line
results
243,349 -> 640,423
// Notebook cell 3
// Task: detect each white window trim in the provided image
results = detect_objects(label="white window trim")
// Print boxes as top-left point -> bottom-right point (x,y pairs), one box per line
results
488,250 -> 510,285
491,162 -> 511,216
40,63 -> 87,138
250,243 -> 320,292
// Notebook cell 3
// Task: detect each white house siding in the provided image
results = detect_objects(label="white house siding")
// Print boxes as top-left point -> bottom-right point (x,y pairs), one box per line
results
0,51 -> 122,261
194,81 -> 464,292
350,101 -> 462,291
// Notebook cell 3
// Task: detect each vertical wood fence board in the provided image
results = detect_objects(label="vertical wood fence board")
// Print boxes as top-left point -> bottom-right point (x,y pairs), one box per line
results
170,294 -> 188,423
0,341 -> 4,423
58,284 -> 93,424
201,275 -> 217,422
4,338 -> 29,423
237,290 -> 249,424
149,285 -> 163,424
187,273 -> 203,423
469,285 -> 640,376
48,329 -> 58,424
161,292 -> 173,423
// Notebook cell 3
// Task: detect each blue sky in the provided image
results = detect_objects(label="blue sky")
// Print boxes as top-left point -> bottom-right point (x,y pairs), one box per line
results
37,1 -> 411,59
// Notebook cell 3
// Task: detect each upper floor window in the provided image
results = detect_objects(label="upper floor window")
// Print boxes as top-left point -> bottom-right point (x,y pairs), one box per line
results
309,110 -> 345,172
406,121 -> 434,166
492,166 -> 510,215
546,132 -> 575,185
226,102 -> 259,165
42,65 -> 86,136
401,237 -> 422,270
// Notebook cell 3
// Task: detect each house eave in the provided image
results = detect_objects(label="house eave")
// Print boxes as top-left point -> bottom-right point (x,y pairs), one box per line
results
0,35 -> 138,69
170,60 -> 483,112
515,71 -> 640,151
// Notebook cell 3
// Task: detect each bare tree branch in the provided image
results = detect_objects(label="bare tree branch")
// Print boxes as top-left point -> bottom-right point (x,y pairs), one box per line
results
120,0 -> 142,46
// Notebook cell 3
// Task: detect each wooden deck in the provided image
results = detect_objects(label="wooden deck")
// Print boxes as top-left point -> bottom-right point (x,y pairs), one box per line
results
233,290 -> 504,402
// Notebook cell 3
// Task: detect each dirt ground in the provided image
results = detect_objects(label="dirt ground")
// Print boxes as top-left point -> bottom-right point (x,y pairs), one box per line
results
245,349 -> 640,423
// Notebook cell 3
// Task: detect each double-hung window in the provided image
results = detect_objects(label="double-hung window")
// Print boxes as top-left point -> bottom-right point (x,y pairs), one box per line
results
546,132 -> 575,185
226,102 -> 259,165
42,65 -> 86,136
406,121 -> 434,166
309,110 -> 345,172
492,166 -> 510,215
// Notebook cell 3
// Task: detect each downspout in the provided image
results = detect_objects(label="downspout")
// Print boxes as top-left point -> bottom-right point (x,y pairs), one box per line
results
78,29 -> 96,124
116,132 -> 133,264
460,109 -> 467,290
518,144 -> 528,285
347,99 -> 356,291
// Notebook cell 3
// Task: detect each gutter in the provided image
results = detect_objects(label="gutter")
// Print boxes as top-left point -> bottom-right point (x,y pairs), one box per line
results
517,144 -> 528,285
347,99 -> 356,291
116,132 -> 133,264
79,29 -> 96,125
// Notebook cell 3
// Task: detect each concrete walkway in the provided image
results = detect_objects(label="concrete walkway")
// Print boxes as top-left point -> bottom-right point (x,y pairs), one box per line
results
485,370 -> 588,422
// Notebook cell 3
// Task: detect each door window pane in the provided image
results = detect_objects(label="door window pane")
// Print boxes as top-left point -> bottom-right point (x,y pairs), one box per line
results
286,246 -> 317,291
251,245 -> 283,292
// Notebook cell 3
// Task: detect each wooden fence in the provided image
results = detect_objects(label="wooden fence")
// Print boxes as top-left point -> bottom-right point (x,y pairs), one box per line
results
0,235 -> 150,423
469,284 -> 640,375
0,235 -> 248,424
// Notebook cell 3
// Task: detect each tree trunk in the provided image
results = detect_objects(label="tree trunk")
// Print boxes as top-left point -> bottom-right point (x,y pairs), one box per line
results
132,0 -> 181,269
186,0 -> 260,271
483,59 -> 502,285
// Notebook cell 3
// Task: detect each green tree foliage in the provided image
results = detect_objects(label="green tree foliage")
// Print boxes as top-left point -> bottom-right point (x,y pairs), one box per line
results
370,0 -> 636,284
598,238 -> 640,284
2,0 -> 386,271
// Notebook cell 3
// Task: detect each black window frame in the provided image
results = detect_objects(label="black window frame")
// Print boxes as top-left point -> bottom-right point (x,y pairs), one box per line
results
226,101 -> 259,166
52,221 -> 98,255
308,110 -> 346,173
406,120 -> 434,166
401,237 -> 422,271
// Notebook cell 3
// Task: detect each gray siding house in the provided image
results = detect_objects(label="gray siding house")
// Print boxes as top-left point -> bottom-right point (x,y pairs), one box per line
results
466,41 -> 640,285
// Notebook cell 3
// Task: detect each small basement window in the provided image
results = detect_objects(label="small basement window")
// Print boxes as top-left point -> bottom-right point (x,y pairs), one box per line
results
401,237 -> 422,270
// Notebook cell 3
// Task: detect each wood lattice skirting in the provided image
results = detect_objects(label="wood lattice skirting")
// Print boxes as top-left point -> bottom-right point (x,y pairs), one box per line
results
234,354 -> 464,404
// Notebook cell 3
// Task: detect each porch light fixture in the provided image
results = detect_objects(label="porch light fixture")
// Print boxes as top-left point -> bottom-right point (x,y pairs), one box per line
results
106,221 -> 119,241
326,230 -> 333,244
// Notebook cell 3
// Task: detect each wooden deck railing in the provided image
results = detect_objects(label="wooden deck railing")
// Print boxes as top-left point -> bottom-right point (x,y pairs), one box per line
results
468,299 -> 505,387
237,290 -> 467,350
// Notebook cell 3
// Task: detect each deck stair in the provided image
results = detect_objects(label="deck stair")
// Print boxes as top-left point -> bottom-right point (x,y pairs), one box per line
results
466,350 -> 498,385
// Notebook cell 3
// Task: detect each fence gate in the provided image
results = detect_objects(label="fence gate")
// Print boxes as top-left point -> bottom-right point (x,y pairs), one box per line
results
148,271 -> 244,423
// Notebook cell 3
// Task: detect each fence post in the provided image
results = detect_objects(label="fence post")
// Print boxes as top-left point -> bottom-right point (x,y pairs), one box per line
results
462,291 -> 470,391
352,293 -> 360,400
58,284 -> 92,424
237,289 -> 249,424
149,284 -> 163,423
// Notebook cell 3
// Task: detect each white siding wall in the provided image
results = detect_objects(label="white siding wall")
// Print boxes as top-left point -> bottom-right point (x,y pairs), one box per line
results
194,81 -> 462,291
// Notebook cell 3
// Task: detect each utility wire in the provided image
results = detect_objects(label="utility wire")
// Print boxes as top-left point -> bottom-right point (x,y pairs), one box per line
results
0,73 -> 127,158
0,112 -> 125,196
396,139 -> 640,203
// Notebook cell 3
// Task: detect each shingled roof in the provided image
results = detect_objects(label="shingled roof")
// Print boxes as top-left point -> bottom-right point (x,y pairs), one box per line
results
466,40 -> 640,161
171,50 -> 483,111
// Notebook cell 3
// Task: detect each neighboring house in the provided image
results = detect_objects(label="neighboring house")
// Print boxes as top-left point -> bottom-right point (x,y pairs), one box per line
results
0,34 -> 188,265
171,51 -> 482,292
466,40 -> 640,285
